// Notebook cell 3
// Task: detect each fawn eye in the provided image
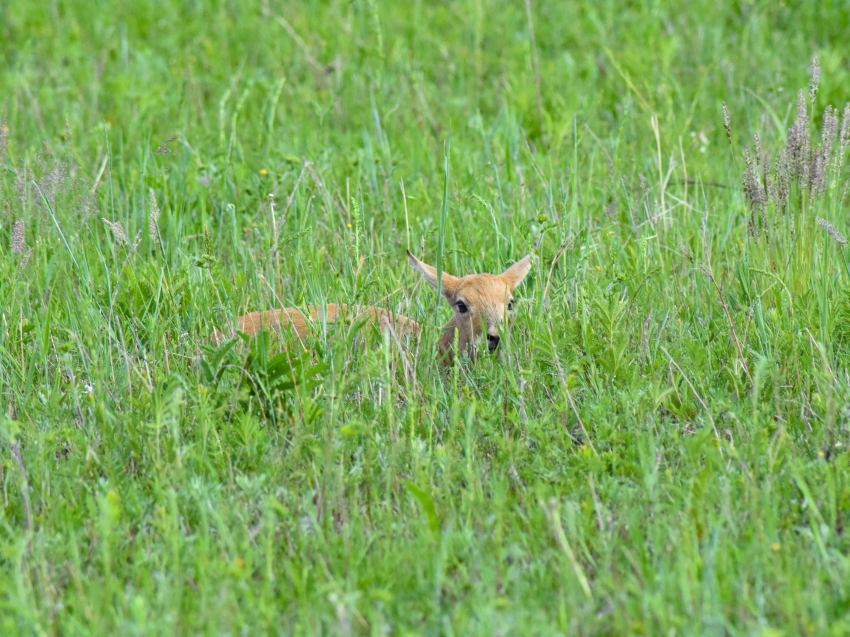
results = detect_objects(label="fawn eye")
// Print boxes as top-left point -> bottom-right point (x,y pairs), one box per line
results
507,300 -> 515,312
456,301 -> 468,314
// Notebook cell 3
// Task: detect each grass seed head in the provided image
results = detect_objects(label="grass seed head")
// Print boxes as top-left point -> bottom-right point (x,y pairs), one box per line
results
148,188 -> 161,241
786,90 -> 811,188
17,248 -> 32,274
819,105 -> 838,182
722,102 -> 732,146
0,117 -> 7,167
823,105 -> 838,145
840,103 -> 850,162
742,146 -> 766,234
762,151 -> 771,195
816,217 -> 848,247
753,132 -> 762,166
771,148 -> 791,212
101,218 -> 127,245
810,151 -> 826,197
11,219 -> 25,254
808,56 -> 820,104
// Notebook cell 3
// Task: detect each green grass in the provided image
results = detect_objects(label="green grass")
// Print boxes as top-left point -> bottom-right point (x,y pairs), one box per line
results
2,0 -> 850,634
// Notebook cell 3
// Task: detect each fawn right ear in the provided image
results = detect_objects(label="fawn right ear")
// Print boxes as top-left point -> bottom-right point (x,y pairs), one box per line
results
407,250 -> 460,301
500,254 -> 533,290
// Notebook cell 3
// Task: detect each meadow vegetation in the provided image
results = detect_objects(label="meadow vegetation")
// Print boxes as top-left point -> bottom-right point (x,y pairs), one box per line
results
1,0 -> 850,634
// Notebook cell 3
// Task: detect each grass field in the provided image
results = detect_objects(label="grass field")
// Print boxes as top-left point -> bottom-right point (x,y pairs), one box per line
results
2,0 -> 850,634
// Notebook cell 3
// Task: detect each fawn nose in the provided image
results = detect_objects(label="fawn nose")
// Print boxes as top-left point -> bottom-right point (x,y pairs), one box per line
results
487,333 -> 500,352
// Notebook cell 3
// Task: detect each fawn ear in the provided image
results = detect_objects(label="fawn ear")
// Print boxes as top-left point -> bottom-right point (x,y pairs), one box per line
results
500,255 -> 533,290
407,250 -> 460,301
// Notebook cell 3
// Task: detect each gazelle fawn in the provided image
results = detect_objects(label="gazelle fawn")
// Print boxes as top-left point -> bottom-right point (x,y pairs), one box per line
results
406,251 -> 532,364
216,251 -> 532,366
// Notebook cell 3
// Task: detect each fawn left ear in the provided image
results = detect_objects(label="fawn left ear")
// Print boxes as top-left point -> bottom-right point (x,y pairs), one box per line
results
407,250 -> 460,300
500,255 -> 532,290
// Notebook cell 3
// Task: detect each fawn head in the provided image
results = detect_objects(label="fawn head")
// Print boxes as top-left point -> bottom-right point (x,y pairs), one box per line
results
407,250 -> 532,364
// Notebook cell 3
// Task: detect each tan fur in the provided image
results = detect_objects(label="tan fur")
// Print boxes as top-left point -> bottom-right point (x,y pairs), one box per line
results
213,252 -> 532,365
211,304 -> 419,346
